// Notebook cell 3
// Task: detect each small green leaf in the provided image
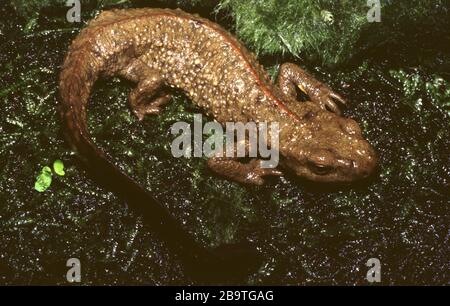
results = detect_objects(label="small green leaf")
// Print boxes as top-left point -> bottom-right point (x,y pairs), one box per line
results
34,168 -> 52,193
53,159 -> 65,176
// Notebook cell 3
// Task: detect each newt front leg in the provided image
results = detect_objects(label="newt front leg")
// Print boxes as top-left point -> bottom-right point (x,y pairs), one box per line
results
207,139 -> 282,185
208,158 -> 282,185
277,62 -> 346,115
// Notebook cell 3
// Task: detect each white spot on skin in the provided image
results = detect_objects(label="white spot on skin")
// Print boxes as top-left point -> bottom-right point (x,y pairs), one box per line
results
356,149 -> 366,156
234,78 -> 245,94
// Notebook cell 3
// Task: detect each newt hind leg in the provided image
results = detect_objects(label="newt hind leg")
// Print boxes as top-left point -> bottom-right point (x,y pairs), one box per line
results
129,78 -> 171,120
277,62 -> 346,115
206,139 -> 282,185
120,59 -> 172,121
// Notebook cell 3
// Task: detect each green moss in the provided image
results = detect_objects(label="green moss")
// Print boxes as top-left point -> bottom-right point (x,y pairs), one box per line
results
390,69 -> 450,117
218,0 -> 449,65
218,0 -> 368,64
10,0 -> 66,18
10,0 -> 134,18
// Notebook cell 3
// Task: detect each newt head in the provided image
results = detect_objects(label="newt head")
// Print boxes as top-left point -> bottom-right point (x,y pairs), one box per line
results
279,102 -> 378,182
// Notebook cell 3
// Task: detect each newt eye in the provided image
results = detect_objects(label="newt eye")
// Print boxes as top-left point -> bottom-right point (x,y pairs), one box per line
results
309,162 -> 334,175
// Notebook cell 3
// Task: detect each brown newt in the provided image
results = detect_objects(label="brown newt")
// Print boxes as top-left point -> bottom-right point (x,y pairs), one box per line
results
59,8 -> 377,185
58,7 -> 379,281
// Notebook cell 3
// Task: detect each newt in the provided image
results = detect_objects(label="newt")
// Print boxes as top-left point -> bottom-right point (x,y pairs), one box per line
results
59,8 -> 377,187
58,7 -> 377,281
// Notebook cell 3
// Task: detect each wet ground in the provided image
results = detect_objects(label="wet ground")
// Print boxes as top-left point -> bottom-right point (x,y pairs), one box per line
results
0,2 -> 448,285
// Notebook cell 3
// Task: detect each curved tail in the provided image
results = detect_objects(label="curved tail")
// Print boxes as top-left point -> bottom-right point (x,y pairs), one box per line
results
58,47 -> 260,283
